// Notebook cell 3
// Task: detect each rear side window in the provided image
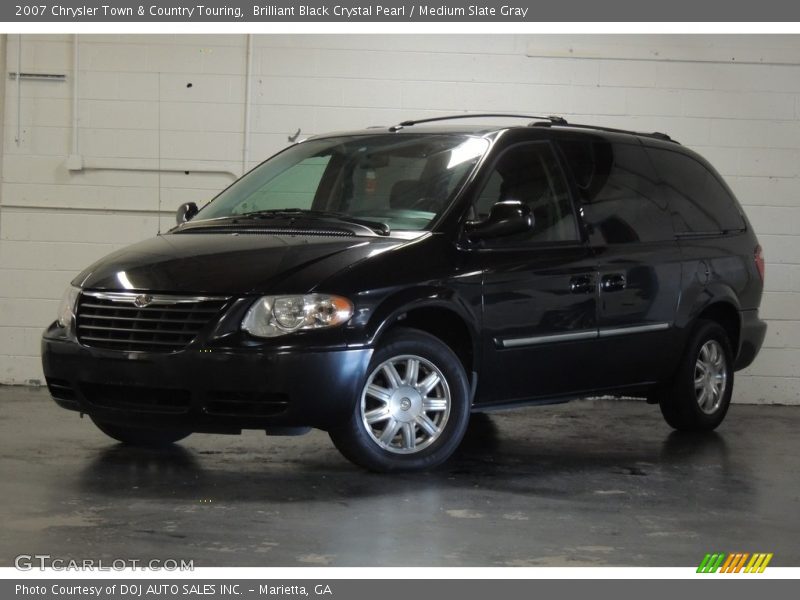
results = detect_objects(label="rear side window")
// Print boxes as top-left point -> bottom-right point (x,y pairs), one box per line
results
645,148 -> 745,234
558,140 -> 672,244
473,142 -> 578,244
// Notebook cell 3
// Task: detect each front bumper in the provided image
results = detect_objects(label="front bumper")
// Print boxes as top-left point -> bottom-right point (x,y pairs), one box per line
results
41,327 -> 372,433
734,309 -> 767,371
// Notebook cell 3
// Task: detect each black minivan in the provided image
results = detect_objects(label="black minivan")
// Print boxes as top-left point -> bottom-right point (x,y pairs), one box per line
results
42,115 -> 767,471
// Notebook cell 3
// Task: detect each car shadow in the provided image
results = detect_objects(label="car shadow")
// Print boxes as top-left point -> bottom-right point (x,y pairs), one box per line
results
73,413 -> 742,506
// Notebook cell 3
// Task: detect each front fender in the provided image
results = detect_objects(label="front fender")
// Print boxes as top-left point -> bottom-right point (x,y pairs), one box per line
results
365,286 -> 481,346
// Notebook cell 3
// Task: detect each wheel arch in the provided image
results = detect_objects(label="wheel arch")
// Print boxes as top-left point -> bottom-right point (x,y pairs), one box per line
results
695,301 -> 742,359
678,279 -> 742,356
366,287 -> 480,388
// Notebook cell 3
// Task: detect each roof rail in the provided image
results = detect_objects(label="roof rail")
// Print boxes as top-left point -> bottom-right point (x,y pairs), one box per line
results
390,113 -> 566,131
532,118 -> 678,144
387,114 -> 678,143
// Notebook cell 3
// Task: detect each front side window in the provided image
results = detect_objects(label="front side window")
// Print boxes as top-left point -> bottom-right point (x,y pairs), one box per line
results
472,143 -> 578,244
196,134 -> 489,232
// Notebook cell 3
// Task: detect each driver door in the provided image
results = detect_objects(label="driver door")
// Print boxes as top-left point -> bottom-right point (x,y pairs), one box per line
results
465,142 -> 600,407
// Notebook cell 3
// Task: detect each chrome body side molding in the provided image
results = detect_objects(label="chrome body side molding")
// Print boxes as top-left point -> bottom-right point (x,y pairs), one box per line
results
498,322 -> 671,349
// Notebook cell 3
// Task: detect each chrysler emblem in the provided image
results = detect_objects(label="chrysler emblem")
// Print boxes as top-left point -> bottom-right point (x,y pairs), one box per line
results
133,294 -> 153,308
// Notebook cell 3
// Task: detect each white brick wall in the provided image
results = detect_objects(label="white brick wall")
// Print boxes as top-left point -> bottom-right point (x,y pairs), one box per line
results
1,34 -> 798,404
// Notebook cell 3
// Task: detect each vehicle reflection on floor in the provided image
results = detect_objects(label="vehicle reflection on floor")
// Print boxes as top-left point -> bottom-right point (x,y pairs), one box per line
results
1,387 -> 795,567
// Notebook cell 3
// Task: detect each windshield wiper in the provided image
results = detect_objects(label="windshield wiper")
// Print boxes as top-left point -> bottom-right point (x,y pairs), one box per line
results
238,209 -> 390,236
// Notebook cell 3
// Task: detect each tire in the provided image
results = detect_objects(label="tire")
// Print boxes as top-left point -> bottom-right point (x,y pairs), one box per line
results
329,328 -> 471,472
91,417 -> 191,447
657,319 -> 734,432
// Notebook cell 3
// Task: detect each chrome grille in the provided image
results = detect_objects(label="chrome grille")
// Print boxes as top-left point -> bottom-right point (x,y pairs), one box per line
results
76,291 -> 229,352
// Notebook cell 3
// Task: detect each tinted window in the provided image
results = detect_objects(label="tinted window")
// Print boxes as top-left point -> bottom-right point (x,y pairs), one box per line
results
559,140 -> 673,244
473,143 -> 578,244
646,147 -> 745,234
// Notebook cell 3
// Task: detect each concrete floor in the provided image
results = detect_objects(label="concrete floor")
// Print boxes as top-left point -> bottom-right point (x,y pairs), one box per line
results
1,386 -> 798,567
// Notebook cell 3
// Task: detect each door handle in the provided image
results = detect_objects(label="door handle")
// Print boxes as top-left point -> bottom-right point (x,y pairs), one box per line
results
569,275 -> 594,294
601,273 -> 627,292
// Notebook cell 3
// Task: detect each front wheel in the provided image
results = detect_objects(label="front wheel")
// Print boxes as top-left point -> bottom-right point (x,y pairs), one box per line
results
657,320 -> 734,431
91,417 -> 191,446
329,328 -> 471,472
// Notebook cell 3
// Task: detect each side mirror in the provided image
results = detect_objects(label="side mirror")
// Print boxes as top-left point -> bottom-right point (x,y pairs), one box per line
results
465,200 -> 533,242
176,202 -> 199,225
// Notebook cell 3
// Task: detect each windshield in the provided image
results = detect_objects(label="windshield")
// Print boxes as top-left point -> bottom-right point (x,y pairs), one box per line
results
195,134 -> 490,231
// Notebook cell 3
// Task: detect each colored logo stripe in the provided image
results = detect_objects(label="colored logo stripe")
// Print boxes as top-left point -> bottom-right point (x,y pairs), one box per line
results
720,554 -> 736,572
697,553 -> 773,573
746,553 -> 773,573
697,553 -> 726,573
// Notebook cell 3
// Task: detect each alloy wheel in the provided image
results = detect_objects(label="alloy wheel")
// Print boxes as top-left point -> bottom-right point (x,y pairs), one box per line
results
360,354 -> 451,454
694,339 -> 728,414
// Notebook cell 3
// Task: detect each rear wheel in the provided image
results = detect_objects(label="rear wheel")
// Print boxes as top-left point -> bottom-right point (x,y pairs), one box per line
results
657,320 -> 734,431
91,417 -> 191,446
329,328 -> 471,472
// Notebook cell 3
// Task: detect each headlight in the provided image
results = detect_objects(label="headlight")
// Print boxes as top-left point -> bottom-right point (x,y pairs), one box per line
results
242,294 -> 353,338
56,285 -> 80,328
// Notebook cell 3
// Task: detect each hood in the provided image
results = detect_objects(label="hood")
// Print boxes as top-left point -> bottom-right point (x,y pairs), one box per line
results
74,231 -> 408,295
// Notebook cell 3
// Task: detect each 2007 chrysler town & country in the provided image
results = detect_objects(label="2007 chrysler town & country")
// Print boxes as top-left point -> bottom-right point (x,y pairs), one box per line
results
42,114 -> 767,471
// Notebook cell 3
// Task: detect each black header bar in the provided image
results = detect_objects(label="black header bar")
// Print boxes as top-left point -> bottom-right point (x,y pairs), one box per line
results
4,1 -> 800,22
